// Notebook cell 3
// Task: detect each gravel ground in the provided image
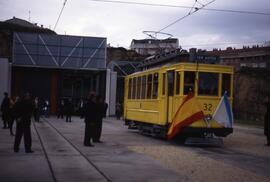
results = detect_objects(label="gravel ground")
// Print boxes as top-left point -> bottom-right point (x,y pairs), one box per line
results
224,126 -> 269,156
128,124 -> 270,182
129,145 -> 269,182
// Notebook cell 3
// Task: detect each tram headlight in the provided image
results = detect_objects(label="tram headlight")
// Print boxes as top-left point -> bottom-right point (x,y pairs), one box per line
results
204,114 -> 212,122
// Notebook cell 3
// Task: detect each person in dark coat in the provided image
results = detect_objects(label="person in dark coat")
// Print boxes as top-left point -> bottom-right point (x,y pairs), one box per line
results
33,97 -> 41,122
43,99 -> 50,118
57,99 -> 65,119
65,99 -> 73,122
14,93 -> 34,153
9,96 -> 20,136
94,95 -> 108,143
83,92 -> 97,147
264,96 -> 270,146
1,92 -> 10,129
115,102 -> 122,120
79,99 -> 85,119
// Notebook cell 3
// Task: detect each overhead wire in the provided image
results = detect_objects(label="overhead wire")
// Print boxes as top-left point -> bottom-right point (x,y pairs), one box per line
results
142,0 -> 206,39
88,0 -> 191,9
203,7 -> 270,16
188,0 -> 198,15
87,0 -> 270,16
143,1 -> 215,53
181,41 -> 266,48
54,0 -> 68,31
92,0 -> 268,46
157,0 -> 216,32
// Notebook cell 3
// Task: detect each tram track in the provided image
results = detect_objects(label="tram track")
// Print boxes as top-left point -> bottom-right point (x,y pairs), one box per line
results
33,118 -> 112,182
33,120 -> 58,182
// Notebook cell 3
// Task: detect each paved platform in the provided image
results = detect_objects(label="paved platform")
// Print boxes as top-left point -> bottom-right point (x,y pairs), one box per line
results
0,117 -> 182,182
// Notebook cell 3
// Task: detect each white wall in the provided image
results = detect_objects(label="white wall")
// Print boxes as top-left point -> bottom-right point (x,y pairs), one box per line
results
0,58 -> 11,106
110,71 -> 117,115
105,69 -> 117,116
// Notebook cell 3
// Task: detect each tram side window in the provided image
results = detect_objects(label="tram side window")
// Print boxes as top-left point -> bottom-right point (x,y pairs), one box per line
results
152,73 -> 159,99
132,77 -> 137,99
162,73 -> 166,95
176,72 -> 181,95
147,74 -> 153,99
137,77 -> 141,99
141,75 -> 146,99
222,74 -> 231,96
198,72 -> 218,96
184,71 -> 195,94
128,78 -> 132,99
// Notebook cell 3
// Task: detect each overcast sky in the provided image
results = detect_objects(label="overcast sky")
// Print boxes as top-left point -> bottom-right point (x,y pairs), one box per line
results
1,0 -> 270,50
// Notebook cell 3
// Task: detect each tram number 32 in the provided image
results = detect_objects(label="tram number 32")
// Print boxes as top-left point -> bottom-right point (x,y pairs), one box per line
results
203,103 -> 212,112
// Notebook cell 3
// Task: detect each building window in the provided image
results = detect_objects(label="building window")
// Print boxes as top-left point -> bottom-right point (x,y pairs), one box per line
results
252,63 -> 258,68
240,63 -> 247,67
259,62 -> 266,68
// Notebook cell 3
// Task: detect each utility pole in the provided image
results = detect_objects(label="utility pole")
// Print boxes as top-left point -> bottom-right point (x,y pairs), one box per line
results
28,10 -> 31,22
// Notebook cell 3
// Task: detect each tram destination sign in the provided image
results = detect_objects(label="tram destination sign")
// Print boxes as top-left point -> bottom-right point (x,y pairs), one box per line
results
196,54 -> 220,64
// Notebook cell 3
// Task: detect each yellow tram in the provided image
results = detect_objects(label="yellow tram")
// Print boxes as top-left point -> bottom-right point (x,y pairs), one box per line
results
123,62 -> 234,139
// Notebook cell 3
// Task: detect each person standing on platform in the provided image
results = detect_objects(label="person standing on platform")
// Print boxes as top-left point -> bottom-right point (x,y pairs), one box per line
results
83,92 -> 97,147
65,99 -> 73,122
115,102 -> 122,120
264,96 -> 270,146
14,93 -> 34,153
43,99 -> 50,118
33,97 -> 41,122
1,92 -> 10,129
9,96 -> 20,136
57,99 -> 65,119
79,99 -> 84,119
94,95 -> 108,143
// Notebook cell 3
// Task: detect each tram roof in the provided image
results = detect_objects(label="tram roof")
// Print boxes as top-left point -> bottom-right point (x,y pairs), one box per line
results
127,62 -> 233,77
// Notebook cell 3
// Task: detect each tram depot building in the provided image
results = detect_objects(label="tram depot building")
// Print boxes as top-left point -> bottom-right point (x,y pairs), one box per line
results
0,31 -> 116,115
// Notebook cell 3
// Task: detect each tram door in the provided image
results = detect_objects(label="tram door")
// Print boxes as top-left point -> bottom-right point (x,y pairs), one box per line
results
166,70 -> 175,123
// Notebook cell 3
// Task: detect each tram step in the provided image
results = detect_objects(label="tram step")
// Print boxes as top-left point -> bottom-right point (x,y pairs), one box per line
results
184,137 -> 223,147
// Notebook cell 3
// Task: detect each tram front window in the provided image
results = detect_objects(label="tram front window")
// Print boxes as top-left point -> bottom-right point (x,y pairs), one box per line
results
184,71 -> 195,95
222,73 -> 231,96
198,72 -> 218,96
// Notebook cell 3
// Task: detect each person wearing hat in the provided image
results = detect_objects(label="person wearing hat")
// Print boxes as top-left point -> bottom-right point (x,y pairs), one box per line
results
14,93 -> 34,153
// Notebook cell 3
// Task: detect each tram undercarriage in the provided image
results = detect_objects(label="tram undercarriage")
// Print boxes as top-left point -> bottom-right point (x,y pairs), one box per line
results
125,119 -> 233,141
